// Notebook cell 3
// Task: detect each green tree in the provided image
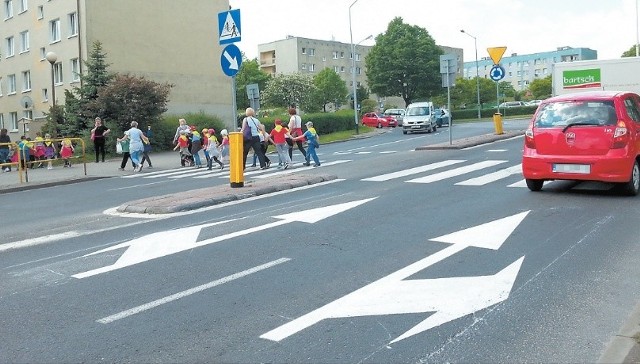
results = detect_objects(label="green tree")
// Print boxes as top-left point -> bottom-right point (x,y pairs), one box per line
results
96,74 -> 172,133
261,73 -> 317,111
235,58 -> 270,110
528,75 -> 552,99
313,68 -> 348,112
64,41 -> 114,135
365,17 -> 443,106
622,45 -> 638,57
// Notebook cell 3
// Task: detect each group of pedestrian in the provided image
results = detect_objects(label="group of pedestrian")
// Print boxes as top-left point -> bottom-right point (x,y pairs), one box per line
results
239,107 -> 320,170
172,119 -> 227,170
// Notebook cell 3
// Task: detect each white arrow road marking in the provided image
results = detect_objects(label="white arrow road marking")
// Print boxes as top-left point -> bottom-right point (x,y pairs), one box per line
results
97,257 -> 291,324
260,211 -> 529,343
406,160 -> 507,184
74,198 -> 376,279
455,164 -> 522,186
223,50 -> 239,70
361,160 -> 466,182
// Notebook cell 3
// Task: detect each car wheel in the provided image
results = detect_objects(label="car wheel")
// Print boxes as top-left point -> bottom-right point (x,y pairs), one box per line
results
377,122 -> 382,128
620,160 -> 640,196
526,179 -> 544,192
402,130 -> 408,135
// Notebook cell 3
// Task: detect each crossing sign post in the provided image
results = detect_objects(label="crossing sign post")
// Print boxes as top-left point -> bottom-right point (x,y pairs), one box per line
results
487,46 -> 508,113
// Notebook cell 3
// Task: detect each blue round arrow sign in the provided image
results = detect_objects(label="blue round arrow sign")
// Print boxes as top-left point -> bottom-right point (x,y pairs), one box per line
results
221,44 -> 242,77
490,65 -> 505,81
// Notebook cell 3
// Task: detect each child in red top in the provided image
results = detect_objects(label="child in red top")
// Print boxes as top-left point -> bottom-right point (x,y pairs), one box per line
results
60,138 -> 75,167
268,119 -> 292,169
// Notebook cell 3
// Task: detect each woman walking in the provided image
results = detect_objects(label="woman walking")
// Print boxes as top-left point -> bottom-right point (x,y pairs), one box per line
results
91,117 -> 110,163
241,107 -> 268,170
287,107 -> 307,161
124,121 -> 148,172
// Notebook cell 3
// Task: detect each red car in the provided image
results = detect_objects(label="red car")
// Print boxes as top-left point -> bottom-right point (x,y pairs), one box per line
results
522,91 -> 640,195
361,112 -> 397,128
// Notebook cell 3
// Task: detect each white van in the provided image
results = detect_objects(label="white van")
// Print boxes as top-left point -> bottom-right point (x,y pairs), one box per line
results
402,102 -> 437,134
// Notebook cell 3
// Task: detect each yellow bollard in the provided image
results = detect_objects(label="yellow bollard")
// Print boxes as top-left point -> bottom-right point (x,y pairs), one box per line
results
229,132 -> 244,188
493,112 -> 504,135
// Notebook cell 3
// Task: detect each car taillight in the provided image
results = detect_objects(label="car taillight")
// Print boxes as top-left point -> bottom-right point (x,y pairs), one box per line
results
612,120 -> 628,149
524,128 -> 535,148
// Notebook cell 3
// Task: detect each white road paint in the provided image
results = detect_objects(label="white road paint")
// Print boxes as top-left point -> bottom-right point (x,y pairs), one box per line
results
0,231 -> 82,253
508,179 -> 528,188
462,134 -> 523,150
254,160 -> 351,178
406,160 -> 507,184
456,164 -> 522,186
75,197 -> 375,278
261,211 -> 529,344
486,149 -> 507,152
97,257 -> 291,324
361,160 -> 466,182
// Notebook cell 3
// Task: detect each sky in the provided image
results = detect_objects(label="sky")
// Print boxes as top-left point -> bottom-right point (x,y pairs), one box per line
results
228,0 -> 639,63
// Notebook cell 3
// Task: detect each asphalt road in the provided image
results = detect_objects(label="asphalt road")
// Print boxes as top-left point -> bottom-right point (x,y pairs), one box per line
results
2,119 -> 640,363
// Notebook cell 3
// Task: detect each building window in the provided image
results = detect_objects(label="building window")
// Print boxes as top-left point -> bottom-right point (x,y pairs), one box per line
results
7,74 -> 16,94
49,18 -> 61,43
42,88 -> 48,101
309,48 -> 315,56
0,77 -> 3,96
332,51 -> 338,59
53,62 -> 63,84
301,63 -> 306,70
19,30 -> 28,53
309,64 -> 315,72
10,112 -> 18,130
333,66 -> 339,72
18,0 -> 25,12
21,70 -> 30,91
322,56 -> 326,62
23,110 -> 32,122
4,0 -> 13,19
39,47 -> 45,59
301,47 -> 306,54
0,114 -> 4,129
356,67 -> 361,75
355,53 -> 361,61
37,4 -> 42,18
340,52 -> 344,58
6,36 -> 14,57
70,58 -> 80,81
340,66 -> 345,73
68,12 -> 78,37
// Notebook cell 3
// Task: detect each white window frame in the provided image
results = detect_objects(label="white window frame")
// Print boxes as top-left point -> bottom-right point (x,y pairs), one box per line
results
68,12 -> 78,37
36,4 -> 42,19
0,77 -> 3,96
355,53 -> 361,61
0,114 -> 4,129
70,58 -> 80,82
39,47 -> 45,60
49,18 -> 61,43
42,88 -> 48,102
333,66 -> 339,72
53,62 -> 63,84
18,0 -> 26,13
309,64 -> 315,72
4,0 -> 13,19
19,30 -> 29,53
6,36 -> 15,57
301,47 -> 306,55
332,51 -> 338,59
23,110 -> 32,123
301,63 -> 306,70
309,48 -> 315,56
7,74 -> 16,94
10,112 -> 18,131
21,70 -> 31,91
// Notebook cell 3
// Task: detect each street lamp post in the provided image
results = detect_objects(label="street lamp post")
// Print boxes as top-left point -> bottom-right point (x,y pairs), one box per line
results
460,30 -> 481,120
349,0 -> 363,134
45,51 -> 58,106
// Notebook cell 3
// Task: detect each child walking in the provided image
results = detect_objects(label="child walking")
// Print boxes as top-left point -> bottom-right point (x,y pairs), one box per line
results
293,121 -> 320,167
205,129 -> 224,170
43,134 -> 57,170
268,119 -> 292,169
220,129 -> 229,164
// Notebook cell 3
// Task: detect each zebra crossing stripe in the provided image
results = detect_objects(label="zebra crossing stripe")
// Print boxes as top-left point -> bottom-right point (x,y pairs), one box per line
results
254,160 -> 351,178
168,168 -> 216,179
455,164 -> 522,186
406,160 -> 508,184
508,179 -> 528,188
361,160 -> 466,182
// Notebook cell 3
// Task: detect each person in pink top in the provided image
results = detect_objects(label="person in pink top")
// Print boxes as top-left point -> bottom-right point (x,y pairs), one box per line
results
267,119 -> 292,169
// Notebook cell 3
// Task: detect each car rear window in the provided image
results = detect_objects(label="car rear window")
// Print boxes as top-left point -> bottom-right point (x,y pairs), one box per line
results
534,100 -> 617,128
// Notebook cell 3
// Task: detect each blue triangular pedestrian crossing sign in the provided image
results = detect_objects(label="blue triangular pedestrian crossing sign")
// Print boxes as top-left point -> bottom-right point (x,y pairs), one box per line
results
218,9 -> 241,45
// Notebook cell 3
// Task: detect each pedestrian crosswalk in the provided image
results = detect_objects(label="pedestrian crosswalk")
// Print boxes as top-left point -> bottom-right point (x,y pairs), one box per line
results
121,158 -> 528,188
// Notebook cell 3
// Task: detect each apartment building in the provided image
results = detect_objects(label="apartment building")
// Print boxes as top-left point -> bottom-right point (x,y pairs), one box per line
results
0,0 -> 233,138
258,35 -> 463,109
462,46 -> 598,91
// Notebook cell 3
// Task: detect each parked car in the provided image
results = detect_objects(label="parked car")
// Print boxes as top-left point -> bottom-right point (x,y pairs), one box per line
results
522,91 -> 640,195
402,102 -> 437,134
383,108 -> 405,126
361,112 -> 397,128
434,108 -> 451,127
499,101 -> 526,108
526,99 -> 543,106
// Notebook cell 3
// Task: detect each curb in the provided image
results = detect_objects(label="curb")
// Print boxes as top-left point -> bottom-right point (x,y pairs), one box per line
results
415,129 -> 524,150
116,174 -> 338,214
599,302 -> 640,363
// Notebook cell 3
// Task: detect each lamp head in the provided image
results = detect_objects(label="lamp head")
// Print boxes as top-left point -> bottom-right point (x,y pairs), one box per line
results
45,51 -> 57,64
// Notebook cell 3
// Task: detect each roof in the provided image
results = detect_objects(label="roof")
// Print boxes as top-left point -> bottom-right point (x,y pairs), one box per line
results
547,90 -> 631,102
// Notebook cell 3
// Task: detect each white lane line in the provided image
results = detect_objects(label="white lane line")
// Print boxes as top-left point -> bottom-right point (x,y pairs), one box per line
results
455,164 -> 522,186
355,151 -> 372,154
0,231 -> 82,253
406,160 -> 508,184
508,179 -> 528,188
379,151 -> 396,154
96,257 -> 291,324
254,160 -> 351,179
109,180 -> 170,191
120,168 -> 186,178
487,149 -> 508,152
361,160 -> 466,182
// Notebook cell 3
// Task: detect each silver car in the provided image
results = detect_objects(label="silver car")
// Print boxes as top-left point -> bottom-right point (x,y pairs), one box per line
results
383,108 -> 405,126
